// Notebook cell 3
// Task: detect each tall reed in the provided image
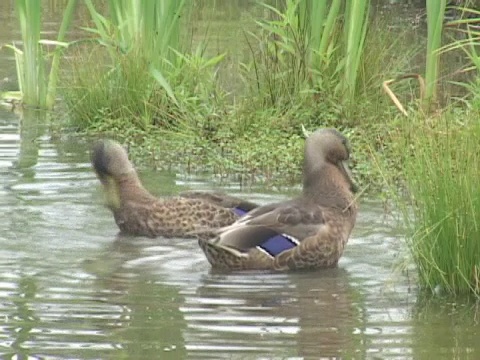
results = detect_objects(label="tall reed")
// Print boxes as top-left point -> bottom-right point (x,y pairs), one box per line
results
84,0 -> 186,88
252,0 -> 370,107
343,0 -> 369,100
64,1 -> 230,130
442,5 -> 480,109
300,0 -> 341,71
14,0 -> 42,107
401,120 -> 480,297
424,0 -> 446,108
7,0 -> 76,109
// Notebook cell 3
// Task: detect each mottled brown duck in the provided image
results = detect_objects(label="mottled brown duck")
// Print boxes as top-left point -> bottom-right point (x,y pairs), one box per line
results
91,139 -> 257,238
179,190 -> 258,216
198,128 -> 358,271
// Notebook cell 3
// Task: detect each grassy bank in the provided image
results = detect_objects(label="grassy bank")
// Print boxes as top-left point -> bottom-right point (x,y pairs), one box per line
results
59,1 -> 414,190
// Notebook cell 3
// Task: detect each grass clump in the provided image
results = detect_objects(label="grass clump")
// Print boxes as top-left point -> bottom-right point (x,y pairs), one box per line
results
61,0 -> 229,135
400,116 -> 480,297
246,0 -> 370,110
5,0 -> 77,109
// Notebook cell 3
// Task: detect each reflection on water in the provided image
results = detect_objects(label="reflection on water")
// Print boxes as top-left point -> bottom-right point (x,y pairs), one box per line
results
0,0 -> 478,357
188,269 -> 361,359
94,235 -> 364,358
411,297 -> 480,359
0,108 -> 478,359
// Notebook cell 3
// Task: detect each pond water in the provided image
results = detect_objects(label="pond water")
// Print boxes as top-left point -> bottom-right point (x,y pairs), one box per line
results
0,110 -> 479,359
0,1 -> 479,359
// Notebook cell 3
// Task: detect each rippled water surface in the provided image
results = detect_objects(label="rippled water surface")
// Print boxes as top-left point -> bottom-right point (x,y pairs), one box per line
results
0,110 -> 479,360
1,0 -> 479,357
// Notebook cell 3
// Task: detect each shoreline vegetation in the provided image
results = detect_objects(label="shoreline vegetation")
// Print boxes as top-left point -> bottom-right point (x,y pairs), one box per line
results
3,0 -> 480,297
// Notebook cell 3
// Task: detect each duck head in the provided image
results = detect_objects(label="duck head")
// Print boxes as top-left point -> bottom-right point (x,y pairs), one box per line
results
91,139 -> 134,185
91,139 -> 137,210
303,129 -> 357,207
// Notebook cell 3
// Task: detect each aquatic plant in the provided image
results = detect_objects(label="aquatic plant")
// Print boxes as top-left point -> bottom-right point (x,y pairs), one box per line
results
401,8 -> 480,297
401,118 -> 480,297
424,0 -> 446,108
5,0 -> 76,109
64,0 -> 229,130
250,0 -> 370,107
83,0 -> 187,104
342,0 -> 370,100
442,5 -> 480,110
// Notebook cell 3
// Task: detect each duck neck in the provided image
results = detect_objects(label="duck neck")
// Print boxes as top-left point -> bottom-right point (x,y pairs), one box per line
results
302,164 -> 352,211
115,171 -> 156,203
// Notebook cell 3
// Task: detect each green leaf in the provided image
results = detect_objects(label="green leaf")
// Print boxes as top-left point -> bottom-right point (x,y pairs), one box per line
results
150,66 -> 178,106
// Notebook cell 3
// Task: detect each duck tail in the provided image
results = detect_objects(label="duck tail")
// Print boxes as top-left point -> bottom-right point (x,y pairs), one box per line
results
198,238 -> 247,270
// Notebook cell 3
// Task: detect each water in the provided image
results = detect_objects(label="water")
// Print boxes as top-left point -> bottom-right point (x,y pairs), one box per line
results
0,1 -> 479,359
0,109 -> 478,359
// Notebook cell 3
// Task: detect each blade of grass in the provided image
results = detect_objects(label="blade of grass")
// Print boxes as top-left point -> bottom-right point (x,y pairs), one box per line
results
46,0 -> 77,109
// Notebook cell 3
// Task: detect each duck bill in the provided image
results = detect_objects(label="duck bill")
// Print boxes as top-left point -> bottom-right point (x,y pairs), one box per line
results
103,176 -> 121,210
340,160 -> 358,193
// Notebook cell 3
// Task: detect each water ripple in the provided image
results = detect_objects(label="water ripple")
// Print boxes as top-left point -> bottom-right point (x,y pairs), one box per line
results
0,110 -> 478,359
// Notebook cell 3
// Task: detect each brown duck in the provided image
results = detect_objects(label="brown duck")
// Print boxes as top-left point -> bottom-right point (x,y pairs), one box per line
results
179,190 -> 258,217
198,128 -> 358,271
91,139 -> 257,238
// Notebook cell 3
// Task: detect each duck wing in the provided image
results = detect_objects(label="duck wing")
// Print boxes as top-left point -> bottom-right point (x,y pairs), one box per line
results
215,200 -> 325,252
179,190 -> 259,214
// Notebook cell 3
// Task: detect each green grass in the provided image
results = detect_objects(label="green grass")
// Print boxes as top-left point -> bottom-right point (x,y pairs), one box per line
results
400,117 -> 480,297
62,46 -> 162,129
62,0 -> 233,131
61,41 -> 225,131
5,0 -> 76,109
264,0 -> 370,103
83,0 -> 187,105
425,0 -> 446,108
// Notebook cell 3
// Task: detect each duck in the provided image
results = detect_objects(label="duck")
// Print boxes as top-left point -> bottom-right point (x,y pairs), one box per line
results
197,128 -> 358,271
91,139 -> 257,238
179,190 -> 258,216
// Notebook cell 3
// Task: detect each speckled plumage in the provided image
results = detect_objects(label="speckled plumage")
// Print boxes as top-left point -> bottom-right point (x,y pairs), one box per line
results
91,140 -> 256,238
179,190 -> 258,214
197,128 -> 358,271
